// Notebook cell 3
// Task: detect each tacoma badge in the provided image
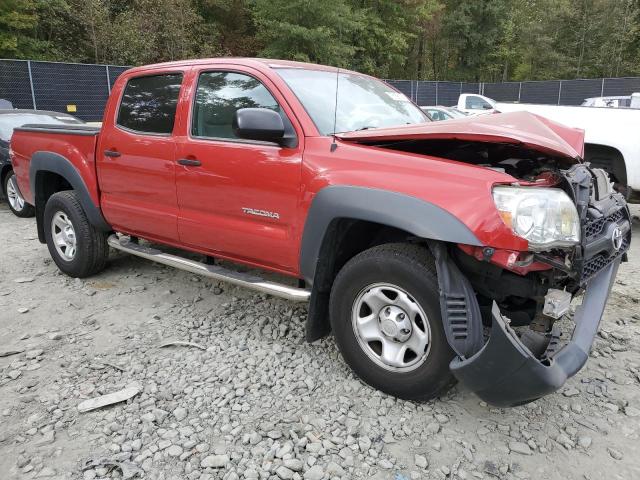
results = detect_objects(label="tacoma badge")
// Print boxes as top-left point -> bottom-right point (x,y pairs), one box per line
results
242,207 -> 280,220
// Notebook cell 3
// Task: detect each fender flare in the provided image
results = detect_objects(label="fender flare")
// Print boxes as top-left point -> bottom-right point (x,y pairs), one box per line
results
299,185 -> 482,284
30,151 -> 110,241
300,186 -> 484,343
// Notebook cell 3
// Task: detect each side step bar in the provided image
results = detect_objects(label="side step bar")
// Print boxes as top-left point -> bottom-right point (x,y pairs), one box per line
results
107,235 -> 311,302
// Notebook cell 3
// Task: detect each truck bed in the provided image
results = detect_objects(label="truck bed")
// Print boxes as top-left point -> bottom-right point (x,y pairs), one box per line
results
10,124 -> 101,207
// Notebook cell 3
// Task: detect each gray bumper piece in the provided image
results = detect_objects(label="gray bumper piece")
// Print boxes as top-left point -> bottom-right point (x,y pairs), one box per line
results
450,259 -> 621,407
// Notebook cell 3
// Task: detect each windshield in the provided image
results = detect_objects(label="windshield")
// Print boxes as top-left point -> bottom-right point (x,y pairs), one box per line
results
0,113 -> 83,141
276,68 -> 429,135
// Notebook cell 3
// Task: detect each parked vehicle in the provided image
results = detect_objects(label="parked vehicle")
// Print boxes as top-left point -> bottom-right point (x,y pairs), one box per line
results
10,58 -> 630,407
1,109 -> 84,217
456,94 -> 496,115
582,93 -> 640,108
457,93 -> 640,202
420,106 -> 467,121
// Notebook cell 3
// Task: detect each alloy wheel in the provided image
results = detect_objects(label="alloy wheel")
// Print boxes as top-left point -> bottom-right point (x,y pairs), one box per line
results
51,211 -> 77,261
6,175 -> 25,212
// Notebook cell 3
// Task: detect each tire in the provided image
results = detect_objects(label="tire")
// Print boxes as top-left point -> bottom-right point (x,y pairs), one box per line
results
329,243 -> 456,401
3,170 -> 35,217
43,191 -> 109,278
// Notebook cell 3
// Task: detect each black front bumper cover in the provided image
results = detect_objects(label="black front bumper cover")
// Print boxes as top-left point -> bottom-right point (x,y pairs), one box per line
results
450,259 -> 620,407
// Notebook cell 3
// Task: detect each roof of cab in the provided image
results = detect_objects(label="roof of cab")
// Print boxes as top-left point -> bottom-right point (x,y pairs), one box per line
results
124,57 -> 360,76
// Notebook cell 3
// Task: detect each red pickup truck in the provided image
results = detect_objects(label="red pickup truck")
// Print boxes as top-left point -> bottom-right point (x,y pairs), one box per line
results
11,58 -> 631,407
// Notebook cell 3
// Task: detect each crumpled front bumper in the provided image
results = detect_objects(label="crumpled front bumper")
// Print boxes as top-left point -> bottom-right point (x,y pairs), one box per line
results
450,259 -> 621,407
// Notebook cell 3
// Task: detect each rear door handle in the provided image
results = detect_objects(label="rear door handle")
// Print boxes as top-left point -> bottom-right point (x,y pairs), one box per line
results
177,158 -> 201,167
104,150 -> 121,158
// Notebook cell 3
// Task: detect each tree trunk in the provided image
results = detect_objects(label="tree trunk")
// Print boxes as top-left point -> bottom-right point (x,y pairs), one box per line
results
417,35 -> 425,80
576,0 -> 589,77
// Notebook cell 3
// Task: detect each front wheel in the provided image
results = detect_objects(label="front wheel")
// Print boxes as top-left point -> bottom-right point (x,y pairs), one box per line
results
329,243 -> 456,401
3,170 -> 35,217
43,191 -> 109,278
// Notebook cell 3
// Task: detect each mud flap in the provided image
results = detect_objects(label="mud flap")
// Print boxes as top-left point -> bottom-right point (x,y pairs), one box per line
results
450,259 -> 620,407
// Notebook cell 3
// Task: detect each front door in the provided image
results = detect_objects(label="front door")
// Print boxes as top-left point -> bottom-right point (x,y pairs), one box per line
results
98,70 -> 184,243
174,68 -> 303,273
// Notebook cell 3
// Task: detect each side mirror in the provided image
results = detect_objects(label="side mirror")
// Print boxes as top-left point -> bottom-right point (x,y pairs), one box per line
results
233,108 -> 285,144
482,104 -> 493,110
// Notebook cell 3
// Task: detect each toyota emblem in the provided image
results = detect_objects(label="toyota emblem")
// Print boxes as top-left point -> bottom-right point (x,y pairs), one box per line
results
611,226 -> 624,251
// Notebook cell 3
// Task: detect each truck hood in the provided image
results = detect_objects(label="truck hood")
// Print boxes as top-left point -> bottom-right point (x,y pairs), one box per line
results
336,111 -> 585,160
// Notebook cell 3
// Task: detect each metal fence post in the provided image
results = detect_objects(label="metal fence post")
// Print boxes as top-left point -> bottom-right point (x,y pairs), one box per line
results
27,60 -> 37,109
435,82 -> 438,105
518,82 -> 522,102
106,65 -> 111,95
558,80 -> 562,105
600,78 -> 605,96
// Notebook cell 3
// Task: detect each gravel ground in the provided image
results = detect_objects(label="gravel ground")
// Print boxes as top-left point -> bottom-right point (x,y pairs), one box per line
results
1,201 -> 639,480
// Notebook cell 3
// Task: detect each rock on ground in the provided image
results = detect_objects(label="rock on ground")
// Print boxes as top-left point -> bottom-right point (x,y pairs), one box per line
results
0,202 -> 639,480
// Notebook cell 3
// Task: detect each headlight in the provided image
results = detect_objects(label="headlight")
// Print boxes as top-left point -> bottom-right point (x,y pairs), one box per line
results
492,186 -> 580,250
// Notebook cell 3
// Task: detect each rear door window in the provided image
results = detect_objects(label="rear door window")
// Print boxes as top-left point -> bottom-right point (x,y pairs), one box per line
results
117,73 -> 183,134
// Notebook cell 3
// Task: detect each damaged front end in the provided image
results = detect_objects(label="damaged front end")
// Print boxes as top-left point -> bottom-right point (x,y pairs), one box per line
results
340,112 -> 631,405
441,165 -> 630,407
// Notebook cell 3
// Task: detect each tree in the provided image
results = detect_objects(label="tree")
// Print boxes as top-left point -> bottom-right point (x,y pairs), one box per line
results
0,0 -> 44,59
252,0 -> 362,67
105,0 -> 219,65
1,0 -> 640,81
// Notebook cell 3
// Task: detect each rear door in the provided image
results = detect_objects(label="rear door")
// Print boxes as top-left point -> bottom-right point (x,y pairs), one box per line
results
98,70 -> 184,243
173,66 -> 304,273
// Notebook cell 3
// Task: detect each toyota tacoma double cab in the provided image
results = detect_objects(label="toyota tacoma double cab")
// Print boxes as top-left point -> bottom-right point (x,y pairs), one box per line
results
10,58 -> 631,407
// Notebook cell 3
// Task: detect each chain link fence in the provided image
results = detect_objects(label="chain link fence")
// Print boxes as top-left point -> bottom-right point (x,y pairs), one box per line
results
0,59 -> 129,121
2,59 -> 640,121
391,77 -> 640,107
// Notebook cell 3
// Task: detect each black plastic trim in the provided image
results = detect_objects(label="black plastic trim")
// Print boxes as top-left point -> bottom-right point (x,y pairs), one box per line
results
450,258 -> 620,407
29,151 -> 111,242
428,242 -> 484,358
16,124 -> 100,136
300,186 -> 483,285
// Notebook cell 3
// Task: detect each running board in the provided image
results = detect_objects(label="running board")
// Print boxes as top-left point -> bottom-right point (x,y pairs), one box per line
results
107,235 -> 311,302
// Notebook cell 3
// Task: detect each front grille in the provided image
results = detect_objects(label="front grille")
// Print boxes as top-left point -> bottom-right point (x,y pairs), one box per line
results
563,164 -> 630,285
581,233 -> 629,283
585,209 -> 624,241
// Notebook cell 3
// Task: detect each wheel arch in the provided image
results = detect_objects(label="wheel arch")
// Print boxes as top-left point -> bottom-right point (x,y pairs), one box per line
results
30,151 -> 110,243
583,143 -> 628,194
301,186 -> 483,341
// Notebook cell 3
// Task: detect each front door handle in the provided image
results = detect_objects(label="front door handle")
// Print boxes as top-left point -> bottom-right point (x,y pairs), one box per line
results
104,150 -> 121,158
177,158 -> 201,167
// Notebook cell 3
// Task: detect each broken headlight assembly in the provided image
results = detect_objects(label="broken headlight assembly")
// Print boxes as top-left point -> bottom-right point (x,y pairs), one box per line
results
493,186 -> 580,250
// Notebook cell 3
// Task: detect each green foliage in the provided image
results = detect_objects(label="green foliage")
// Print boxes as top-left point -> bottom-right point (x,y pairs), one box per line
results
1,0 -> 639,80
0,0 -> 44,58
252,0 -> 362,67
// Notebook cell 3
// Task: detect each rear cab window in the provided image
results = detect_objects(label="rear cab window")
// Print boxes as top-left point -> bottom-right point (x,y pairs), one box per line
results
117,73 -> 183,134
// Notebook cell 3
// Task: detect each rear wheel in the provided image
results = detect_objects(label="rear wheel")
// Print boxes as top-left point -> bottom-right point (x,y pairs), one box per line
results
3,170 -> 34,217
43,191 -> 109,278
329,243 -> 456,401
